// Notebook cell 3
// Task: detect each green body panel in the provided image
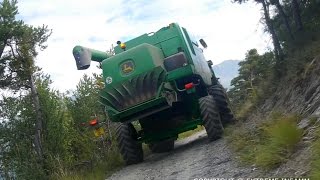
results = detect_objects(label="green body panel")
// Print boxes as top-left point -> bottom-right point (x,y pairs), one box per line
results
102,43 -> 164,85
166,65 -> 194,81
114,24 -> 189,59
103,97 -> 168,122
113,23 -> 211,85
72,23 -> 216,143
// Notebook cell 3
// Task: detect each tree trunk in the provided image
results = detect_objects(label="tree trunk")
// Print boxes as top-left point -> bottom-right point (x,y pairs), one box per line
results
29,74 -> 43,161
292,0 -> 303,31
274,0 -> 294,40
261,0 -> 284,62
0,41 -> 6,59
261,0 -> 285,76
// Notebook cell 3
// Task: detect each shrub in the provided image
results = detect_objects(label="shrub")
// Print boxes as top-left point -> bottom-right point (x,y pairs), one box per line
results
227,113 -> 302,169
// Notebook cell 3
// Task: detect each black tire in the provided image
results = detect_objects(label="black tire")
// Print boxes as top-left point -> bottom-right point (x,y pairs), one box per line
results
116,123 -> 143,165
148,139 -> 175,153
208,84 -> 235,126
199,95 -> 224,141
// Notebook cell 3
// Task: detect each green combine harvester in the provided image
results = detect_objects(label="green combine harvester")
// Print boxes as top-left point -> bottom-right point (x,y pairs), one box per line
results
72,23 -> 235,165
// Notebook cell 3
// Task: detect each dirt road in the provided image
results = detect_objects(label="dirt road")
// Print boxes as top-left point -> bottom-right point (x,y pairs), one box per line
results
107,130 -> 261,180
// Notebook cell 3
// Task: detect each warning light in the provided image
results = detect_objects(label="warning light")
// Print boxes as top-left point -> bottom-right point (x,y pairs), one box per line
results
89,119 -> 98,126
120,43 -> 126,49
184,83 -> 194,90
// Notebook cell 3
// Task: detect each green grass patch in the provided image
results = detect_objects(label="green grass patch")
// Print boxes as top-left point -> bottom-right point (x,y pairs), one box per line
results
52,143 -> 124,180
310,127 -> 320,179
235,101 -> 255,121
142,143 -> 151,157
178,125 -> 204,140
226,113 -> 303,169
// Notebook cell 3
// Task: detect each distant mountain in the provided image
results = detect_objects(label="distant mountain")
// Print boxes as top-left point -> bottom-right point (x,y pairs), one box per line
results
212,60 -> 240,89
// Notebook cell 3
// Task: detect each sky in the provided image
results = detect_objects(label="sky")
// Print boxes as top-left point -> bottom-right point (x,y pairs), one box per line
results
17,0 -> 272,92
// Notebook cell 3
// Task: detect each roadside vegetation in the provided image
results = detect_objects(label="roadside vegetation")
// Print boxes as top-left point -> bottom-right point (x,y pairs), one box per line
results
225,113 -> 303,169
226,37 -> 320,176
228,0 -> 320,177
310,126 -> 320,179
229,0 -> 320,119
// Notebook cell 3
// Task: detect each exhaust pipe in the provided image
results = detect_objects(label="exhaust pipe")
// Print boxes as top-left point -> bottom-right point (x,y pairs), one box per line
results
72,46 -> 110,70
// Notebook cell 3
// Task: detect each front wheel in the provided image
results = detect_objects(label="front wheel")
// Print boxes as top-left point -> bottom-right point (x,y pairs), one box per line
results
208,84 -> 235,126
116,123 -> 143,165
199,95 -> 224,141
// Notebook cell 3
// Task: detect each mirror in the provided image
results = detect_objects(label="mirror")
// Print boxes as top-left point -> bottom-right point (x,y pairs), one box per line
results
199,39 -> 208,48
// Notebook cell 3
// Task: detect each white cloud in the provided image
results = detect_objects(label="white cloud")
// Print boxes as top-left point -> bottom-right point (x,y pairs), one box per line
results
17,0 -> 272,91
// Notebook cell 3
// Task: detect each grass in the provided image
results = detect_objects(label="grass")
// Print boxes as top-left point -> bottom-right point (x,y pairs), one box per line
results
178,125 -> 204,140
310,127 -> 320,179
53,124 -> 205,179
142,143 -> 151,157
236,101 -> 254,121
52,142 -> 124,180
226,113 -> 303,169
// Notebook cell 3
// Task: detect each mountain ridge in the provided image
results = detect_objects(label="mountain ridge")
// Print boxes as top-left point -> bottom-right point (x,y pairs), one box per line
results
212,60 -> 240,89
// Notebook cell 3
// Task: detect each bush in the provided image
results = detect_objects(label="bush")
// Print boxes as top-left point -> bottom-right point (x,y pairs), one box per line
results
310,128 -> 320,179
52,144 -> 124,180
226,113 -> 303,169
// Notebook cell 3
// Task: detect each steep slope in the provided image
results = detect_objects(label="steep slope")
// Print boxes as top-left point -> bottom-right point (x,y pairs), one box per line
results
261,56 -> 320,116
243,55 -> 320,177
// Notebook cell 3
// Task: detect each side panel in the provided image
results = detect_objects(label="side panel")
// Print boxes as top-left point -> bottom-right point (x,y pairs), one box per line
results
179,27 -> 212,85
191,46 -> 213,85
102,43 -> 164,85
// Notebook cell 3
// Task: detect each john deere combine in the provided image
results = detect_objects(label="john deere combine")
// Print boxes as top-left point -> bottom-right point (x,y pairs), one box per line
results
72,23 -> 235,165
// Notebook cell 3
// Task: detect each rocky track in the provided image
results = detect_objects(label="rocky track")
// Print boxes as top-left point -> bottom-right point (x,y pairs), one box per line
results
108,130 -> 261,180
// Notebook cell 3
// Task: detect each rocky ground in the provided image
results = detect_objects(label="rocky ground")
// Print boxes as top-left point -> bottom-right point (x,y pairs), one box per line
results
107,131 -> 262,180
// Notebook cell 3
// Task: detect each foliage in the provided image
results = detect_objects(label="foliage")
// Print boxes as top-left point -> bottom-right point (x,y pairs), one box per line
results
229,0 -> 320,118
0,74 -> 72,179
0,0 -> 51,90
0,73 -> 124,179
310,126 -> 320,179
233,0 -> 320,76
226,113 -> 302,169
53,144 -> 124,180
228,49 -> 275,116
0,1 -> 52,178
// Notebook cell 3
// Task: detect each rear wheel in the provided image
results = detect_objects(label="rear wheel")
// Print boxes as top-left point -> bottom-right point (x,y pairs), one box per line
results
148,138 -> 175,153
199,95 -> 223,141
116,123 -> 143,165
208,84 -> 235,126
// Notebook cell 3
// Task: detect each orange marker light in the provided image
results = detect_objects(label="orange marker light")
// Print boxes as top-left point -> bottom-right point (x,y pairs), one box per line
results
89,119 -> 98,126
120,43 -> 126,49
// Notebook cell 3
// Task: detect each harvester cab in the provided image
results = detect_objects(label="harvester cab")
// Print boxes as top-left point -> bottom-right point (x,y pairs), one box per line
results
72,23 -> 235,165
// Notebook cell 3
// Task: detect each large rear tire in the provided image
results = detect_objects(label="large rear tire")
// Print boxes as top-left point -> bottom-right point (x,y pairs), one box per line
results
208,84 -> 235,126
116,123 -> 143,165
148,138 -> 174,153
199,95 -> 224,141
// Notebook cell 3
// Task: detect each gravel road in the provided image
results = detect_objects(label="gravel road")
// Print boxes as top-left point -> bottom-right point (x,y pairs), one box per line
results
108,130 -> 261,180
